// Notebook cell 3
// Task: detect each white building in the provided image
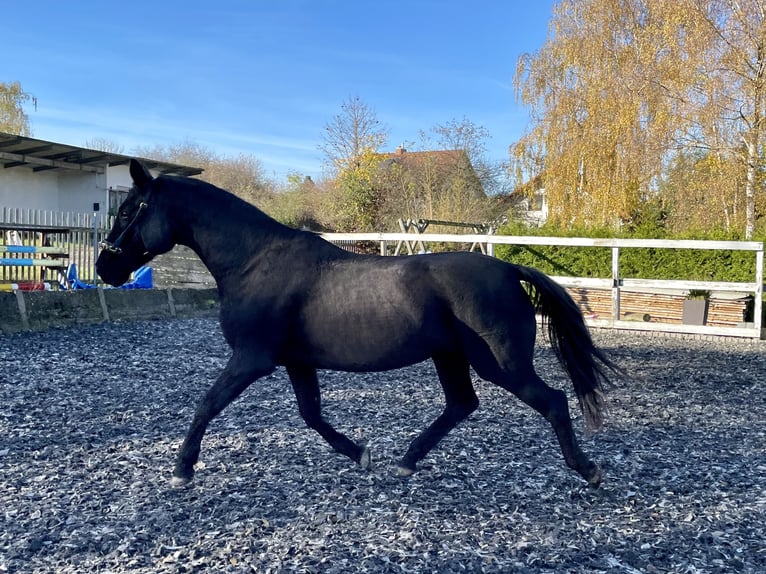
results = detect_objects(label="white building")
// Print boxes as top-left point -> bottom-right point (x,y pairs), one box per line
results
0,132 -> 201,219
517,188 -> 548,227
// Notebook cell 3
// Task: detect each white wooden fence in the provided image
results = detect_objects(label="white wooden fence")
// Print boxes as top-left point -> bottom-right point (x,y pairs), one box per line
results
2,207 -> 763,338
322,233 -> 765,339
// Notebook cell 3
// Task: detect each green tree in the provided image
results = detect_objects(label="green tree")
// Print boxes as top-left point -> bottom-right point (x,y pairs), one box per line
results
265,172 -> 328,229
318,97 -> 390,231
0,81 -> 34,136
330,148 -> 383,231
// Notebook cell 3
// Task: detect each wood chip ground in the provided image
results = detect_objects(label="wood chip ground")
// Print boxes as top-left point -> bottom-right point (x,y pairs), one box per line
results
1,318 -> 764,573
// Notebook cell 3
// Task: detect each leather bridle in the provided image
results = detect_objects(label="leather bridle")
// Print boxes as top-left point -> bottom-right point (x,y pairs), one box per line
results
99,200 -> 149,255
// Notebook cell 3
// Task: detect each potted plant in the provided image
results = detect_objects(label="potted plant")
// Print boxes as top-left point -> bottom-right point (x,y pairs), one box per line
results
682,289 -> 710,325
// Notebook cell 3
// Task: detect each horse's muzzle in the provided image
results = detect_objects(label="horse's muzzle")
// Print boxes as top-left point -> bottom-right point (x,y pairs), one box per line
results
95,250 -> 132,286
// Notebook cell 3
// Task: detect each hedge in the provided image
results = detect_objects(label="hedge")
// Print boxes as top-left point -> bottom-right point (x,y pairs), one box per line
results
494,224 -> 763,283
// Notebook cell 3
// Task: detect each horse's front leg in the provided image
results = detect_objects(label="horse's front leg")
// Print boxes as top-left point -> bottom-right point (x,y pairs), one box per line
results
286,365 -> 370,468
171,350 -> 275,487
398,353 -> 479,476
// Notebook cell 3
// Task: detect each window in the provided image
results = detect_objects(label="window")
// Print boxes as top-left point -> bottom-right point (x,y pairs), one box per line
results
107,186 -> 130,217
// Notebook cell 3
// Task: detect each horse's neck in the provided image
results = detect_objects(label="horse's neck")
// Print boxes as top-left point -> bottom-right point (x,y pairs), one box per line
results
171,198 -> 298,289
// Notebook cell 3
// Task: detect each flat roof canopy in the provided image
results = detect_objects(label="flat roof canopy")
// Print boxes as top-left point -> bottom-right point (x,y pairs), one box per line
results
0,132 -> 203,177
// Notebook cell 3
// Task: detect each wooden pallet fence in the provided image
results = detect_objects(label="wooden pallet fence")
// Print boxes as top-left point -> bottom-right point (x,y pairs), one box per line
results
566,287 -> 748,327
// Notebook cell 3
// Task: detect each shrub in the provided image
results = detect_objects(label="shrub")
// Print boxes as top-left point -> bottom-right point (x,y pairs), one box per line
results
495,223 -> 763,283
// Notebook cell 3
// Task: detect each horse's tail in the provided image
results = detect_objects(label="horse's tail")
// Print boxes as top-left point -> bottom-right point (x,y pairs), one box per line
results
515,264 -> 621,430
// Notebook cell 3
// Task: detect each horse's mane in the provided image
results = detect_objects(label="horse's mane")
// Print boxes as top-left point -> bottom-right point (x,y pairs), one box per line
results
157,174 -> 284,228
152,174 -> 346,261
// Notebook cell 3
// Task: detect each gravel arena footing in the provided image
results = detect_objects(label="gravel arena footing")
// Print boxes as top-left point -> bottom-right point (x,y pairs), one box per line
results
1,318 -> 765,573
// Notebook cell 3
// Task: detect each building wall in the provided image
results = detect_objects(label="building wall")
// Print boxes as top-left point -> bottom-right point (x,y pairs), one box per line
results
105,164 -> 133,190
1,164 -> 148,217
57,171 -> 106,213
0,168 -> 61,211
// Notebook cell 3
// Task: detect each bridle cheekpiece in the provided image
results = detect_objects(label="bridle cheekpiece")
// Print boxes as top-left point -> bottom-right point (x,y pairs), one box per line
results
99,201 -> 149,255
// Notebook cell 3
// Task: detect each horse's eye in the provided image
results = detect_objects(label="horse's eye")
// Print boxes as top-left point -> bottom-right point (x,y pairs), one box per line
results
119,210 -> 129,219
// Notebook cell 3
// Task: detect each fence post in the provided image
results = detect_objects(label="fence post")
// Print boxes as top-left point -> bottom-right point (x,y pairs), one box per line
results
92,206 -> 100,286
755,248 -> 764,337
611,246 -> 620,326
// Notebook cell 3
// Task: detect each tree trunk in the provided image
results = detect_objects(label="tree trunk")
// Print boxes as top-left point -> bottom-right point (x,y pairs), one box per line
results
745,137 -> 756,240
745,40 -> 765,240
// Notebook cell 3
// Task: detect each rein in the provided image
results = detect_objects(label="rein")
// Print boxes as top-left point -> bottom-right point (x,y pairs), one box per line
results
99,201 -> 149,255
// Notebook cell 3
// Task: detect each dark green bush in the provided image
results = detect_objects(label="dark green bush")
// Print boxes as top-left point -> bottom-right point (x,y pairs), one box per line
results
495,223 -> 763,283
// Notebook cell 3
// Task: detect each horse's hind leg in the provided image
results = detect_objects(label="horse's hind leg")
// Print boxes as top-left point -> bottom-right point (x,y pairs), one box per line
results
493,368 -> 601,487
398,352 -> 479,476
171,350 -> 275,487
286,365 -> 370,468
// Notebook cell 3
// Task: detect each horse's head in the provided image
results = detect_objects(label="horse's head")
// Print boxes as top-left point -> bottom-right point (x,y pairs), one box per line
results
96,159 -> 175,286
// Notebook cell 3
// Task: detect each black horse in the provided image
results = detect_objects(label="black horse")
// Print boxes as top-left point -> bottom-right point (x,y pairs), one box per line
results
97,159 -> 619,488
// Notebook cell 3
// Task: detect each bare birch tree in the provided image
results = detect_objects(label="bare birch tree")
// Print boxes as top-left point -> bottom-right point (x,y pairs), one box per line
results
319,96 -> 388,173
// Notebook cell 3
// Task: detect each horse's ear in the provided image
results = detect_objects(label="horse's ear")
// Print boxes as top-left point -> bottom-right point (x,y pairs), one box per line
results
130,159 -> 154,189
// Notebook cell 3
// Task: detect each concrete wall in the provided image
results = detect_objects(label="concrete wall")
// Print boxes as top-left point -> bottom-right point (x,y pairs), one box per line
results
0,288 -> 219,334
152,247 -> 216,289
1,165 -> 104,214
106,164 -> 134,190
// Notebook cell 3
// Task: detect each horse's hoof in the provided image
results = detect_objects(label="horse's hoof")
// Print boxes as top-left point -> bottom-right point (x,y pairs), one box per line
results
359,446 -> 371,470
170,474 -> 193,488
587,464 -> 602,489
396,465 -> 415,477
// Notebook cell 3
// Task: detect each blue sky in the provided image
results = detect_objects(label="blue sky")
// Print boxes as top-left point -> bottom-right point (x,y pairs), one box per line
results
2,1 -> 555,181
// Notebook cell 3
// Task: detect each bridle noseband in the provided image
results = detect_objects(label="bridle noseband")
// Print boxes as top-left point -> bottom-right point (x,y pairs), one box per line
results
99,201 -> 149,255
